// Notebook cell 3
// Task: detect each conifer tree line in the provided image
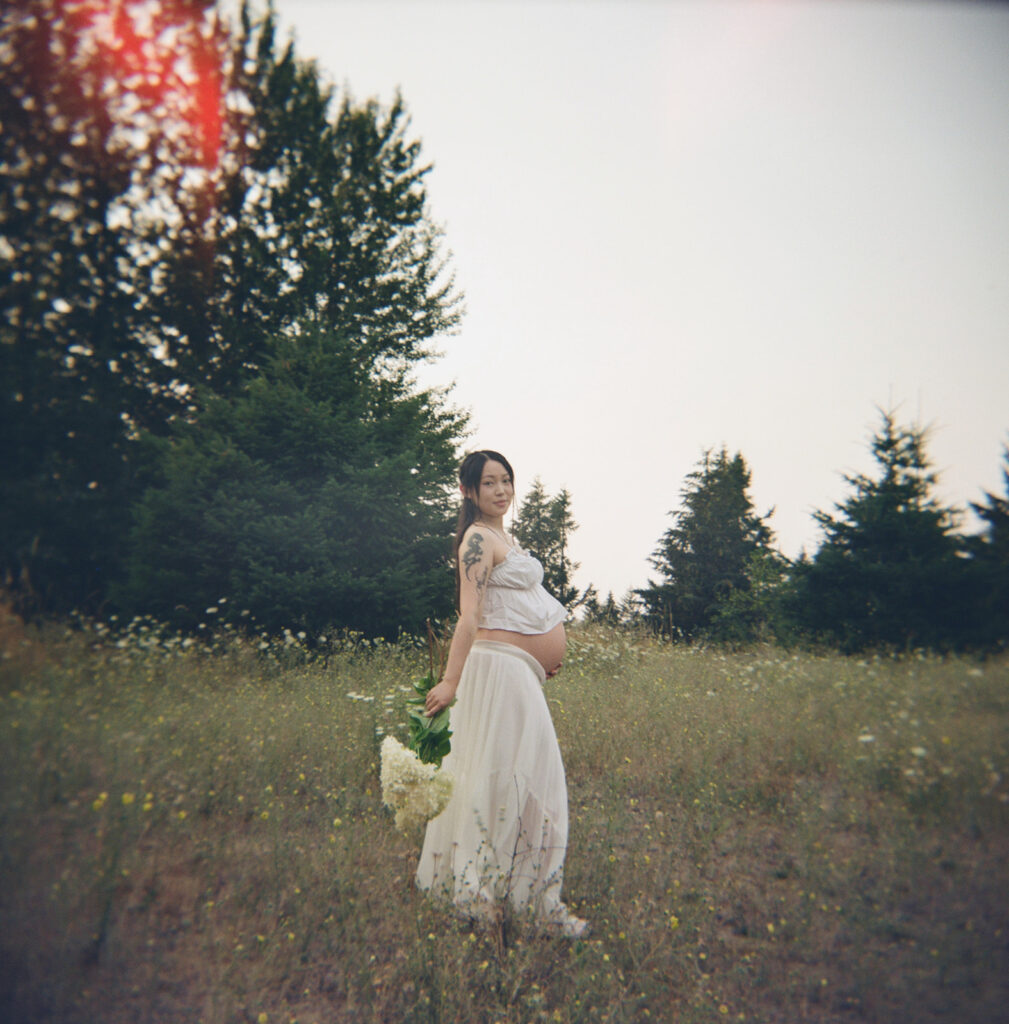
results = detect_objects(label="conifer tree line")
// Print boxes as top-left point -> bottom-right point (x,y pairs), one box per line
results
3,2 -> 1006,650
1,0 -> 465,637
632,411 -> 1009,653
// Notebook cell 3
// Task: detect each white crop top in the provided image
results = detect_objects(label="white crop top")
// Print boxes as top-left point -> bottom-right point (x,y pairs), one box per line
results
479,547 -> 567,634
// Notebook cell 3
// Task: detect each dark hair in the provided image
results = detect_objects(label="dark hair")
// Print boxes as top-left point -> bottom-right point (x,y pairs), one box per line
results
453,449 -> 515,609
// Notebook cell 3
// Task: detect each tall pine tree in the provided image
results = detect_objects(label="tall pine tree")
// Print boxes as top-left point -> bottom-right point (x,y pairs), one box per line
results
638,448 -> 776,640
791,410 -> 967,651
512,478 -> 582,607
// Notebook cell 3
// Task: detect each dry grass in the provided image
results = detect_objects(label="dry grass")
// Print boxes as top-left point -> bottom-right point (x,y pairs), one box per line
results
1,619 -> 1007,1023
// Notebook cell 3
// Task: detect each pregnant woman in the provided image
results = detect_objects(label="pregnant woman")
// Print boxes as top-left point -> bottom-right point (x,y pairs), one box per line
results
416,450 -> 587,937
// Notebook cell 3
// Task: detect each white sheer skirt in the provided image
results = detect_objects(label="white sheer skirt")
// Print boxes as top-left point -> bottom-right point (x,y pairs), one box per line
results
416,640 -> 574,924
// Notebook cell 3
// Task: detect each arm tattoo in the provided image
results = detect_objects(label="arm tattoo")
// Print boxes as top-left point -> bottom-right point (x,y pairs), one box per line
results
474,566 -> 489,596
462,532 -> 485,581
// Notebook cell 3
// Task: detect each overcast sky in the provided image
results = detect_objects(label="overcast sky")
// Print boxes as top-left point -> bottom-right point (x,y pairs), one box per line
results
273,0 -> 1009,601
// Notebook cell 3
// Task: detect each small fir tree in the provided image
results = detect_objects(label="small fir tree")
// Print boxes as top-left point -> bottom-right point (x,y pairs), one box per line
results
582,587 -> 624,627
512,479 -> 582,607
638,447 -> 776,640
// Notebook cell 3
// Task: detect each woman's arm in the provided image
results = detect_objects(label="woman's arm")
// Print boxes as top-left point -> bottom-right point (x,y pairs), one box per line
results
424,526 -> 493,716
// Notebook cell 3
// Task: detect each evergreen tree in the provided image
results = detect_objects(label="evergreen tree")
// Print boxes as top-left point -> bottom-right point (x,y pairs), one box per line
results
2,0 -> 464,623
114,326 -> 464,637
791,410 -> 967,651
706,547 -> 792,644
0,0 -> 227,613
582,587 -> 624,627
513,478 -> 582,606
966,444 -> 1009,649
638,447 -> 775,640
151,5 -> 460,399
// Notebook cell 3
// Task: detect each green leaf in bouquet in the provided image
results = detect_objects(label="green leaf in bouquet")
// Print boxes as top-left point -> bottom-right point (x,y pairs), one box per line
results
427,708 -> 450,733
412,670 -> 437,698
402,621 -> 453,767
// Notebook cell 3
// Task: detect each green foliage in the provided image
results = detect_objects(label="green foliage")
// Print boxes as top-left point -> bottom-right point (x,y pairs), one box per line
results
705,547 -> 793,644
3,0 -> 465,632
965,443 -> 1009,649
791,410 -> 968,652
0,0 -> 223,613
638,447 -> 779,640
151,6 -> 461,398
114,326 -> 463,637
582,587 -> 623,627
513,478 -> 582,606
405,671 -> 452,766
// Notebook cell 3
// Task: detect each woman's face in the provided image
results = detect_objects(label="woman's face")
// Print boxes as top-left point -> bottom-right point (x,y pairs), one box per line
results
468,459 -> 514,520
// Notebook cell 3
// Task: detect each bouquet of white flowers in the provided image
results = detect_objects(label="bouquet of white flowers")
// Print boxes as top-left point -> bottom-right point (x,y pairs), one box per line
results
379,735 -> 453,832
380,623 -> 454,832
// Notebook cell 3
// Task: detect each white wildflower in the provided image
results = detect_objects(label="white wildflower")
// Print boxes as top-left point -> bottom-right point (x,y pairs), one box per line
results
380,736 -> 453,832
858,734 -> 876,743
911,746 -> 927,758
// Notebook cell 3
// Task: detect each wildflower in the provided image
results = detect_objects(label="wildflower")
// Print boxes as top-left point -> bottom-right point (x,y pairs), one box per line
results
92,792 -> 108,811
379,736 -> 453,832
858,734 -> 875,744
121,792 -> 135,806
911,746 -> 927,758
668,915 -> 679,930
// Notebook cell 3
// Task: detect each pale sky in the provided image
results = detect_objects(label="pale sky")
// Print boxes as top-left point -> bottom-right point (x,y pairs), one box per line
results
273,0 -> 1009,602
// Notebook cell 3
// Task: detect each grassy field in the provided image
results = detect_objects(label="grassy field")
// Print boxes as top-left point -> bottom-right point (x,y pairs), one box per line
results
1,612 -> 1007,1024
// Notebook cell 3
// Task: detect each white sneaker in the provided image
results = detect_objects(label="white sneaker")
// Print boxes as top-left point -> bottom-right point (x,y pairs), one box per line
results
548,909 -> 589,938
561,914 -> 590,938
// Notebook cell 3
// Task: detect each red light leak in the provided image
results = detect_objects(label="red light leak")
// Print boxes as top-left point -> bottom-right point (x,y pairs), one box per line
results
64,0 -> 224,169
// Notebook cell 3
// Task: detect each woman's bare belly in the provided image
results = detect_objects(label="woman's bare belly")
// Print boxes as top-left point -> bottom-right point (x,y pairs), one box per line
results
476,623 -> 567,675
